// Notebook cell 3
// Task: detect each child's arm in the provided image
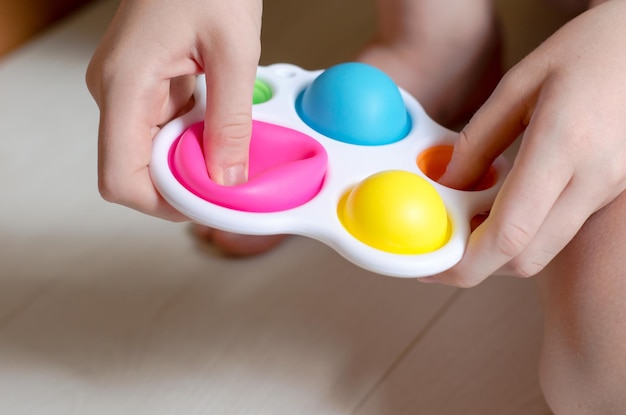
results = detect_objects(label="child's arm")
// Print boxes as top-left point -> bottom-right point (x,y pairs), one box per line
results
424,0 -> 626,285
86,0 -> 262,221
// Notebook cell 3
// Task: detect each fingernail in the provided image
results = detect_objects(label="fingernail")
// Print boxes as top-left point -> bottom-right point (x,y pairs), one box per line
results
418,276 -> 438,284
223,164 -> 247,186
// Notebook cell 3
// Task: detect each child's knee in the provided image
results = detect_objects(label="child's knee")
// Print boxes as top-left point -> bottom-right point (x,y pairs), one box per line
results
539,339 -> 626,414
539,309 -> 626,415
538,190 -> 626,414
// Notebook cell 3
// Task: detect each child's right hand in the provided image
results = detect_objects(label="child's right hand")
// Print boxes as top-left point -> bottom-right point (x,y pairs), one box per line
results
86,0 -> 262,221
87,0 -> 291,256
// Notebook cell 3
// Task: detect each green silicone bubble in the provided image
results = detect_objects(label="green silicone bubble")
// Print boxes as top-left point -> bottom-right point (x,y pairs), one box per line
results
253,79 -> 273,104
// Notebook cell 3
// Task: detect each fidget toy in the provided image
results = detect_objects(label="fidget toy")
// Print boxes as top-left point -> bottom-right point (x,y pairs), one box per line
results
150,63 -> 509,277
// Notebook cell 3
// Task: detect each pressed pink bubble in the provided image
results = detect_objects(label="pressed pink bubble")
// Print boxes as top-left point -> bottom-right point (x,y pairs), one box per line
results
169,120 -> 328,212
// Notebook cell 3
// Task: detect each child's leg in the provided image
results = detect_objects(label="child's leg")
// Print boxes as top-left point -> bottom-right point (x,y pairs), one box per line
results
538,190 -> 626,414
357,0 -> 501,127
193,226 -> 286,257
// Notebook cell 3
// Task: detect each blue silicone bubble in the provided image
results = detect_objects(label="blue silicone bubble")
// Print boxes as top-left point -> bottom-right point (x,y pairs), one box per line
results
296,62 -> 412,146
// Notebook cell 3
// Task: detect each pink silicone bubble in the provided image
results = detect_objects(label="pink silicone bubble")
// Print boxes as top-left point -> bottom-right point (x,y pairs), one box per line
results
169,120 -> 328,212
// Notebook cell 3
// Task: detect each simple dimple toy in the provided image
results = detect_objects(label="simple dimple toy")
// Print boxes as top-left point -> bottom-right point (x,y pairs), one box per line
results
150,62 -> 509,278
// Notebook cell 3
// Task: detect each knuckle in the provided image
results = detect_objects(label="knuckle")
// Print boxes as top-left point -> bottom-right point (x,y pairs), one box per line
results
85,53 -> 123,103
508,257 -> 545,279
437,269 -> 484,288
498,64 -> 526,94
98,174 -> 136,208
85,61 -> 96,89
455,278 -> 482,289
85,59 -> 102,100
494,221 -> 532,259
210,114 -> 253,146
603,158 -> 626,189
97,174 -> 121,204
98,173 -> 185,222
507,244 -> 557,278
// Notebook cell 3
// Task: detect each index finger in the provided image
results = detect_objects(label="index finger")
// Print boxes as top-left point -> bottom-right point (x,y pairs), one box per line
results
200,33 -> 261,186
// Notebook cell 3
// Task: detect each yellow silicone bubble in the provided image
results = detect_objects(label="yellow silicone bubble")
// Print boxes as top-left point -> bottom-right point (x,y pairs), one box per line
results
338,170 -> 450,254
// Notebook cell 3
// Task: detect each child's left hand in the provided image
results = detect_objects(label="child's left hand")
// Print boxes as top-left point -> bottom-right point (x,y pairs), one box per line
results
423,0 -> 626,286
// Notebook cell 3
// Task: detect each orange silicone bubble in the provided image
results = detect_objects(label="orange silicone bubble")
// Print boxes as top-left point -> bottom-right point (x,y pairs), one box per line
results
417,145 -> 497,191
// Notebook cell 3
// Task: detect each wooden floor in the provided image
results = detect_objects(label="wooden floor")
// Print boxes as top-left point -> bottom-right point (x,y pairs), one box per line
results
0,0 -> 576,413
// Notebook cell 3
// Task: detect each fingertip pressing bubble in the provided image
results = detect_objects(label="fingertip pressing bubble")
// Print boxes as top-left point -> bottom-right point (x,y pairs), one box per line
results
417,145 -> 497,191
169,121 -> 327,212
150,62 -> 509,277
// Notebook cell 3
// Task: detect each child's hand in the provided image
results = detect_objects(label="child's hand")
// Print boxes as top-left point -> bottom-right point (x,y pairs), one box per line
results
86,0 -> 262,221
424,1 -> 626,286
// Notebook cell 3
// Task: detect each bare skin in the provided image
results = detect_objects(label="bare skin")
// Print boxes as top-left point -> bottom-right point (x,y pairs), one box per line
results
86,0 -> 275,256
417,0 -> 626,412
427,0 -> 626,286
86,0 -> 262,222
538,190 -> 626,413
